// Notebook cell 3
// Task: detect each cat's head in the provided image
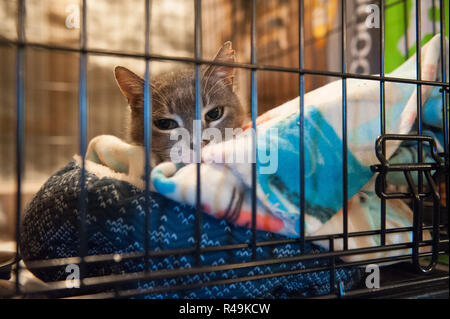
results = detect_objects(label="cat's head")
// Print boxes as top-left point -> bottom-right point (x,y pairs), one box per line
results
114,41 -> 247,163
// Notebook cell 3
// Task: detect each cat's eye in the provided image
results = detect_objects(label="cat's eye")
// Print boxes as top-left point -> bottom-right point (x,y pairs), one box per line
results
154,119 -> 179,130
205,106 -> 224,122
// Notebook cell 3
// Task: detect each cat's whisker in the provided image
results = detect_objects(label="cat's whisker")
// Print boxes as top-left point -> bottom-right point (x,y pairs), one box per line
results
202,69 -> 213,96
151,86 -> 171,107
150,97 -> 168,108
204,75 -> 234,100
204,77 -> 229,99
202,72 -> 217,106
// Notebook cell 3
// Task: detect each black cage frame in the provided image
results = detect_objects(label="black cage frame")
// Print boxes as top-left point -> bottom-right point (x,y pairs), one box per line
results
1,0 -> 449,299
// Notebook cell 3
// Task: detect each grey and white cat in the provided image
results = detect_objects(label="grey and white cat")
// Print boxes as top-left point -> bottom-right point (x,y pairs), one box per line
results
114,42 -> 247,164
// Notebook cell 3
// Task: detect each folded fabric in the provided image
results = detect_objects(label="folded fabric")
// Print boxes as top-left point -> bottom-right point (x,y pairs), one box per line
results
150,35 -> 447,261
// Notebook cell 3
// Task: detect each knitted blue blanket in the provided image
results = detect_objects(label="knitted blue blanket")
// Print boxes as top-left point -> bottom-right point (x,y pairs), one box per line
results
21,161 -> 362,298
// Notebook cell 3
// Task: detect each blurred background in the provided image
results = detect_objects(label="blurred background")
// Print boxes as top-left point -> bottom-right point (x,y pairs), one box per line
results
0,0 -> 447,241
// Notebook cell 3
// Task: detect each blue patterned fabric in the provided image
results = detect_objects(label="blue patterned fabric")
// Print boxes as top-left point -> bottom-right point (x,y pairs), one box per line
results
150,36 -> 447,241
21,161 -> 363,298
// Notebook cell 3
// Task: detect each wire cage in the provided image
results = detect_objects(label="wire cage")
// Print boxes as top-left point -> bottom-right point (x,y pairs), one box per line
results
0,0 -> 448,299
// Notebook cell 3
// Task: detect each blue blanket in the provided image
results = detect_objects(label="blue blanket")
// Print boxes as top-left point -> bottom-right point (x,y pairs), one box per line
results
21,161 -> 362,298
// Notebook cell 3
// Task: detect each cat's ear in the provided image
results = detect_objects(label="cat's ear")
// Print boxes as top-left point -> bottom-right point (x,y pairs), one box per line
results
114,66 -> 144,108
204,41 -> 235,87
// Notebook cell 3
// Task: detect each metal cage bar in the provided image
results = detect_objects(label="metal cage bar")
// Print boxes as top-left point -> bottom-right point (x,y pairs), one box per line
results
341,0 -> 349,252
16,244 -> 447,298
379,0 -> 387,247
439,0 -> 450,243
143,0 -> 153,273
250,0 -> 258,261
298,0 -> 306,253
14,0 -> 26,295
77,0 -> 88,284
1,39 -> 447,87
194,0 -> 203,267
412,0 -> 434,273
